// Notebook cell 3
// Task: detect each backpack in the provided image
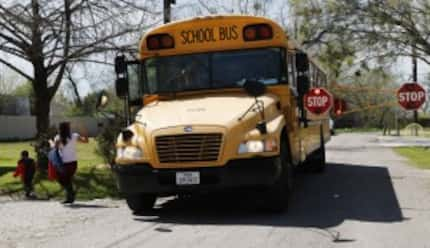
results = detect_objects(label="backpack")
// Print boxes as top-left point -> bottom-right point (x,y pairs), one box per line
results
48,148 -> 63,169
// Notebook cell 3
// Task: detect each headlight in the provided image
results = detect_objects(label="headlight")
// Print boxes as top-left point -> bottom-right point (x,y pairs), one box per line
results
238,138 -> 277,154
117,146 -> 143,160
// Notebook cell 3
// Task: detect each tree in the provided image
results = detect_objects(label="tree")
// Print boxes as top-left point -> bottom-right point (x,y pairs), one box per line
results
0,64 -> 22,95
175,0 -> 276,17
290,0 -> 430,65
331,67 -> 400,127
287,1 -> 410,128
0,65 -> 27,113
0,0 -> 160,138
286,0 -> 363,79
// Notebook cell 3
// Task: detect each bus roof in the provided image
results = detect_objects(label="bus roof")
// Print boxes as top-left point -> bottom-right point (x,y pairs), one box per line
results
139,15 -> 289,59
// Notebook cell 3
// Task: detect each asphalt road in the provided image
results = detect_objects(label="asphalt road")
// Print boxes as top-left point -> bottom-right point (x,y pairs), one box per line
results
1,133 -> 430,248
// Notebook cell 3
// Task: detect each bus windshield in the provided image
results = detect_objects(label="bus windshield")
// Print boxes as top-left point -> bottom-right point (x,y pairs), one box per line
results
144,48 -> 284,94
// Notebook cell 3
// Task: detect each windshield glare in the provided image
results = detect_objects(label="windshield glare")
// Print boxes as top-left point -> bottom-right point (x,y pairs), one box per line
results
144,48 -> 283,94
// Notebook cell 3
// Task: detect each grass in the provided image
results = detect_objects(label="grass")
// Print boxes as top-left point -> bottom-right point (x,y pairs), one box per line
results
0,139 -> 118,200
335,127 -> 430,137
335,127 -> 382,133
394,147 -> 430,170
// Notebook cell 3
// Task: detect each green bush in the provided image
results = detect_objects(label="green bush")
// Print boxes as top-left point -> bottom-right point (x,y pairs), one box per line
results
95,116 -> 123,165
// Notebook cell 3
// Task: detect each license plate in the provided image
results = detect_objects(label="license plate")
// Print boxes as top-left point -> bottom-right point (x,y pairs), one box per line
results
176,172 -> 200,185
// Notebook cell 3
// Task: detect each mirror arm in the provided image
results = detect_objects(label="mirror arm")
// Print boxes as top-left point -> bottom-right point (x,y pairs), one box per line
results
297,95 -> 309,128
238,100 -> 258,121
238,98 -> 265,121
238,98 -> 267,134
123,95 -> 131,126
257,98 -> 265,121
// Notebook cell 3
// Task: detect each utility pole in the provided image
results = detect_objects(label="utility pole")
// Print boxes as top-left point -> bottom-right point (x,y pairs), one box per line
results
412,47 -> 419,123
163,0 -> 175,24
412,46 -> 419,136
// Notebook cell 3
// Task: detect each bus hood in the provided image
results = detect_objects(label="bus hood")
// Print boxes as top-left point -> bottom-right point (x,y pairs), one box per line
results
135,94 -> 278,131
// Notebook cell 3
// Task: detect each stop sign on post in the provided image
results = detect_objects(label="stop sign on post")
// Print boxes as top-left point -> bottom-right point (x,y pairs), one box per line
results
397,83 -> 426,110
304,87 -> 333,115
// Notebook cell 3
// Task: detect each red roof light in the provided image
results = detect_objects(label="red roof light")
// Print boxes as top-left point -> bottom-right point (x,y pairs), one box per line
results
244,27 -> 257,41
147,34 -> 175,50
147,36 -> 160,50
243,24 -> 273,41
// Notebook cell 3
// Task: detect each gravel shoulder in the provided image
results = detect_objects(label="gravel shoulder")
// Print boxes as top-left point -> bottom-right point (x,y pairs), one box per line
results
1,133 -> 430,248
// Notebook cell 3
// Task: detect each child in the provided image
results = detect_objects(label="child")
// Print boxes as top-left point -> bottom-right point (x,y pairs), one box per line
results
13,150 -> 37,199
49,122 -> 88,204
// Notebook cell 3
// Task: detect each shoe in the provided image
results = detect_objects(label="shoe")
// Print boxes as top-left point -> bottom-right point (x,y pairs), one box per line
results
62,194 -> 75,204
26,192 -> 37,200
62,199 -> 73,204
63,186 -> 75,204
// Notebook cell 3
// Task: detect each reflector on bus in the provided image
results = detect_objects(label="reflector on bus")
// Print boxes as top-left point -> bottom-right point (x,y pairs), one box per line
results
243,24 -> 273,41
147,34 -> 175,50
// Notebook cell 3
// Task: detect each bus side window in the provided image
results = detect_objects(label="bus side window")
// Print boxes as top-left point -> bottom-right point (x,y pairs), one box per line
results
287,52 -> 296,88
310,62 -> 316,87
280,48 -> 288,83
128,63 -> 143,102
146,65 -> 158,93
315,69 -> 321,87
322,73 -> 327,87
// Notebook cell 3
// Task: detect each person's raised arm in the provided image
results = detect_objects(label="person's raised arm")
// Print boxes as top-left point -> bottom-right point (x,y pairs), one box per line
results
49,135 -> 60,148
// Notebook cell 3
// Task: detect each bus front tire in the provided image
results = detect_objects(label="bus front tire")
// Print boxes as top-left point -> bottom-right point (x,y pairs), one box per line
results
126,194 -> 156,213
265,139 -> 293,213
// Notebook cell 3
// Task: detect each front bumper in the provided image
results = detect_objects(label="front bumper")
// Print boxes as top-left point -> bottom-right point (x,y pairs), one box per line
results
112,157 -> 281,195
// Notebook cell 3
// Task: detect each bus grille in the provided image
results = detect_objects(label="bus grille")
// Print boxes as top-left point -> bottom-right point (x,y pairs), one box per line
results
155,133 -> 223,163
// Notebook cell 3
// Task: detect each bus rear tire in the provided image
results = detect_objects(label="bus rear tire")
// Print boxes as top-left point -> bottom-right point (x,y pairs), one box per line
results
307,127 -> 326,173
265,138 -> 293,213
126,194 -> 156,213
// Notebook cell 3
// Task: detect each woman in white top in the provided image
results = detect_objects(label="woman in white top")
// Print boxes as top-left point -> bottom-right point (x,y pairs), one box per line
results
53,122 -> 88,204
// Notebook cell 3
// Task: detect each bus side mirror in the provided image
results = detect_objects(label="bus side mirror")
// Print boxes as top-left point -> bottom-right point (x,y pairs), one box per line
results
242,80 -> 268,134
297,76 -> 310,128
243,79 -> 267,97
296,52 -> 309,72
114,55 -> 129,98
115,55 -> 127,74
116,78 -> 129,98
297,75 -> 310,96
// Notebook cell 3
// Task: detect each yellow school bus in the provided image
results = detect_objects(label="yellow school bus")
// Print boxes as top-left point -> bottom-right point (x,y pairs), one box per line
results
110,15 -> 330,213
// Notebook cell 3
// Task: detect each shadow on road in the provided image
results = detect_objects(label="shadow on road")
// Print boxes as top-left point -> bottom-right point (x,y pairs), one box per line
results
134,163 -> 404,229
64,203 -> 115,209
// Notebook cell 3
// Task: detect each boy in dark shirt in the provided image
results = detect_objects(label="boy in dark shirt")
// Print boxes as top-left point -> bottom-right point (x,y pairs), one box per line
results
14,150 -> 37,199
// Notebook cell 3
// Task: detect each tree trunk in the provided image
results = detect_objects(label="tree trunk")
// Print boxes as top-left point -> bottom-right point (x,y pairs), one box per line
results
33,86 -> 51,169
32,62 -> 51,136
34,91 -> 51,136
32,63 -> 53,169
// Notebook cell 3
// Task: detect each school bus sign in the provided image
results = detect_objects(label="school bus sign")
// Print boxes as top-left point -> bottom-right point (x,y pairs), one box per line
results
397,83 -> 426,110
180,25 -> 239,45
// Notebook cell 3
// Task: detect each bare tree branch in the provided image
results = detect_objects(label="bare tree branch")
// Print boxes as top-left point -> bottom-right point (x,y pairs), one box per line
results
0,57 -> 33,82
0,0 -> 159,136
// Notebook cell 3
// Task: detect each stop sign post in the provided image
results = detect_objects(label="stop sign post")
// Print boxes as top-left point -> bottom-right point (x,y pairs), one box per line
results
397,83 -> 426,110
304,87 -> 333,115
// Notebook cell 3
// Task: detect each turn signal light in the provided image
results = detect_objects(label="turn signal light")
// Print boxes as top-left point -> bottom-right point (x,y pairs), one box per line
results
243,24 -> 273,41
146,34 -> 175,50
